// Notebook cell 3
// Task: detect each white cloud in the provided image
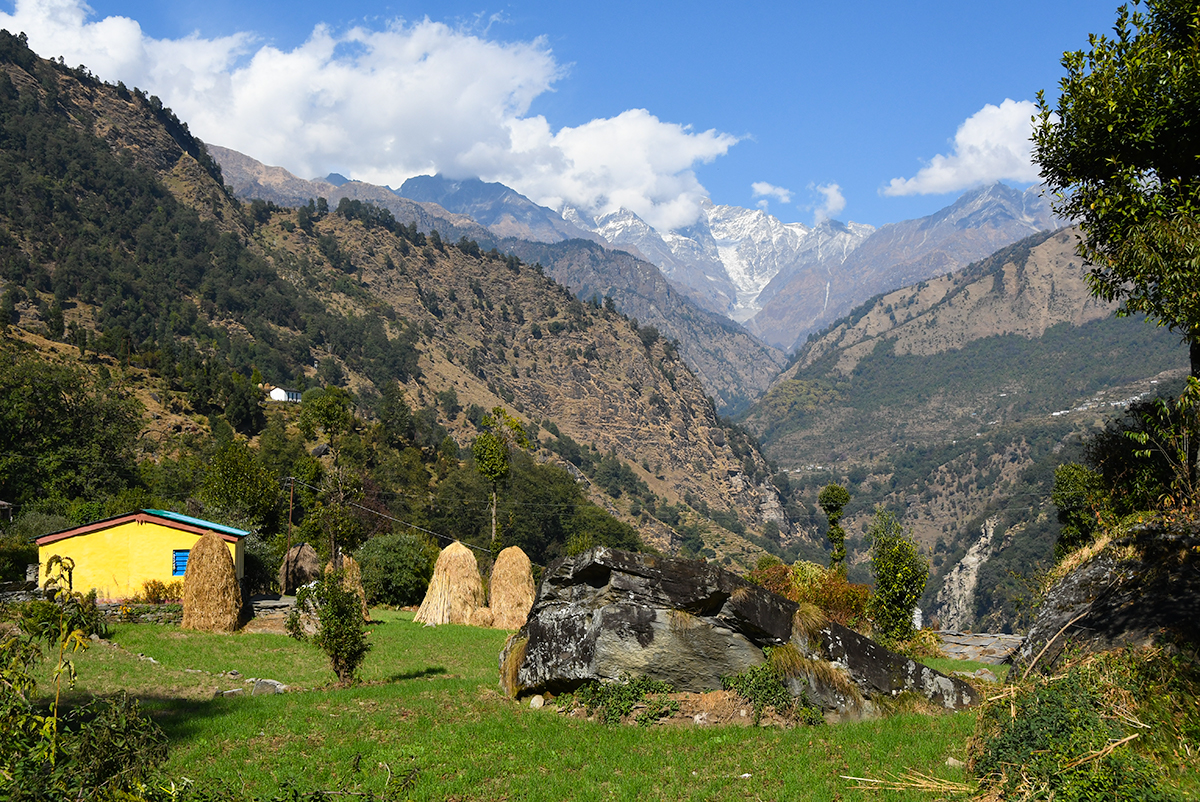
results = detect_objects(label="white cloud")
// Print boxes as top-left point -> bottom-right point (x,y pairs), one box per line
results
752,181 -> 793,204
809,183 -> 845,224
0,0 -> 736,231
883,99 -> 1039,196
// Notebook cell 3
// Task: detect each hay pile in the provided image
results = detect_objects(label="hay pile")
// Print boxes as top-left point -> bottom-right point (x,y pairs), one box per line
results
181,531 -> 242,633
415,541 -> 484,626
278,543 -> 320,594
488,546 -> 536,629
326,554 -> 370,622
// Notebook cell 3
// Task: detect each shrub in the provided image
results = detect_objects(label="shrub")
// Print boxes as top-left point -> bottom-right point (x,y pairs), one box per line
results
575,674 -> 677,726
722,649 -> 824,726
356,533 -> 439,607
140,579 -> 169,604
866,510 -> 927,641
2,590 -> 164,800
0,536 -> 36,582
747,560 -> 871,628
288,568 -> 371,686
795,565 -> 871,628
21,557 -> 108,643
1052,462 -> 1110,559
969,649 -> 1186,801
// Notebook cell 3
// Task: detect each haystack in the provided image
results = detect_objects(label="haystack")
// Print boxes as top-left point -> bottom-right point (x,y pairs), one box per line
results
326,554 -> 370,622
278,542 -> 321,594
414,541 -> 484,626
468,606 -> 495,628
488,546 -> 536,629
181,531 -> 242,633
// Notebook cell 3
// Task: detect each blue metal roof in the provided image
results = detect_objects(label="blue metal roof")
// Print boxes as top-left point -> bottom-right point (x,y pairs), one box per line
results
142,509 -> 249,537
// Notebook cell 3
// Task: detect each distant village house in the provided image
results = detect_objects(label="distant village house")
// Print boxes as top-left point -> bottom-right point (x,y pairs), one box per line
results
267,386 -> 302,403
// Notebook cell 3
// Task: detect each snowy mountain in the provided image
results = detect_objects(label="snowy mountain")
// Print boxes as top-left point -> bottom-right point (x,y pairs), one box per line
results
750,183 -> 1063,349
568,202 -> 874,322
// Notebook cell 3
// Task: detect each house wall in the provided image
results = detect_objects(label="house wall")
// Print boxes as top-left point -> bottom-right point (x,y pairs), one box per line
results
38,520 -> 243,600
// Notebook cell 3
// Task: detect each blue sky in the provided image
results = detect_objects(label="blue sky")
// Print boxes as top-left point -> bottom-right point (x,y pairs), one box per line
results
2,1 -> 1118,230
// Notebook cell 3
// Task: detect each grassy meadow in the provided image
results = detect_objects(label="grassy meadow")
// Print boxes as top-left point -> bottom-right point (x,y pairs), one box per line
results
33,611 -> 981,801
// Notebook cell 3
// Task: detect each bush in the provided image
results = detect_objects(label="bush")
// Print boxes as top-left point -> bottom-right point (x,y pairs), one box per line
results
355,533 -> 439,607
0,536 -> 36,582
721,649 -> 824,726
242,533 -> 280,596
287,568 -> 371,686
866,510 -> 927,641
970,649 -> 1185,801
574,674 -> 677,726
2,598 -> 164,801
137,579 -> 183,604
747,560 -> 871,628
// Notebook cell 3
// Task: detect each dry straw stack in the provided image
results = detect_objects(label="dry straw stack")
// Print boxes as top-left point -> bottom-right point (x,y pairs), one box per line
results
415,541 -> 484,626
488,546 -> 536,630
278,542 -> 320,594
326,554 -> 370,622
181,531 -> 242,633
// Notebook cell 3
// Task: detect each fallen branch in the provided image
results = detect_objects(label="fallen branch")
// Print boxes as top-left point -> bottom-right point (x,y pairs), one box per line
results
1022,611 -> 1089,681
1061,734 -> 1139,770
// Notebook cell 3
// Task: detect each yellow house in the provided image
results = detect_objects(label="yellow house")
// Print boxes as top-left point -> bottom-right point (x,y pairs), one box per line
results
36,509 -> 248,600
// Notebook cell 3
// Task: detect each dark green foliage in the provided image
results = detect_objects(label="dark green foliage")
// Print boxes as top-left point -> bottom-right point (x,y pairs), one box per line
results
376,383 -> 415,447
2,685 -> 168,802
591,452 -> 650,499
1086,393 -> 1197,514
425,451 -> 640,567
287,569 -> 371,686
223,375 -> 266,435
817,483 -> 850,571
0,351 -> 142,506
1051,463 -> 1108,559
575,674 -> 677,725
0,536 -> 36,582
1034,0 -> 1200,376
200,440 -> 280,529
241,534 -> 280,596
355,533 -> 439,607
973,655 -> 1179,802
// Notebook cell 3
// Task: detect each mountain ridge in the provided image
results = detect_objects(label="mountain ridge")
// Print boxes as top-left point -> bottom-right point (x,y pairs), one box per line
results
212,148 -> 788,414
749,183 -> 1063,349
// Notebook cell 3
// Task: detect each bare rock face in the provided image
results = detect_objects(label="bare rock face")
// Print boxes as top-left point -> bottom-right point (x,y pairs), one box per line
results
1011,527 -> 1200,677
499,547 -> 977,716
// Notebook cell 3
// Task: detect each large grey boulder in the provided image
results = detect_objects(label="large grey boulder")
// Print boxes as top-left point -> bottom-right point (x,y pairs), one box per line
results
499,547 -> 977,717
1010,526 -> 1200,678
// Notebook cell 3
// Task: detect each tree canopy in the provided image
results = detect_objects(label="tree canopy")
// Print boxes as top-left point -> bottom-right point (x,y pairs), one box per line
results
1034,0 -> 1200,373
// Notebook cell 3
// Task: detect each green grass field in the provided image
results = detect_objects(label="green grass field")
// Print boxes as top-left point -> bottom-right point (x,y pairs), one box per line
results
38,612 -> 980,801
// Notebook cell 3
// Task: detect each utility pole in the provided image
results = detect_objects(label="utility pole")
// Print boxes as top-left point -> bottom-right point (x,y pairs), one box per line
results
287,477 -> 295,553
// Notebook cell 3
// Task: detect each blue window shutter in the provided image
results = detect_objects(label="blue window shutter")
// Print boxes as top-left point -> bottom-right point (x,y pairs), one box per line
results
173,550 -> 189,576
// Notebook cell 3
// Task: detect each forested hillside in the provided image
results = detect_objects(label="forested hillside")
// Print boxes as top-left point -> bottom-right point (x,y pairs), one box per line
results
0,31 -> 792,583
212,147 -> 788,415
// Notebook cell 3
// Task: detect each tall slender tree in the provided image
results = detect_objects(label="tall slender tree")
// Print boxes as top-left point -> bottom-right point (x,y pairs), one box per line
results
818,483 -> 851,573
471,407 -> 530,544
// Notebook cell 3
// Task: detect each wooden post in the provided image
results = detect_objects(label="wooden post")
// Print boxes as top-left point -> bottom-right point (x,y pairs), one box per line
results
287,477 -> 295,553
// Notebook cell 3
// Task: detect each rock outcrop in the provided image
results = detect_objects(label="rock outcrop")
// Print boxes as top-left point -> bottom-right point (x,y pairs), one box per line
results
499,547 -> 977,717
1010,527 -> 1200,677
